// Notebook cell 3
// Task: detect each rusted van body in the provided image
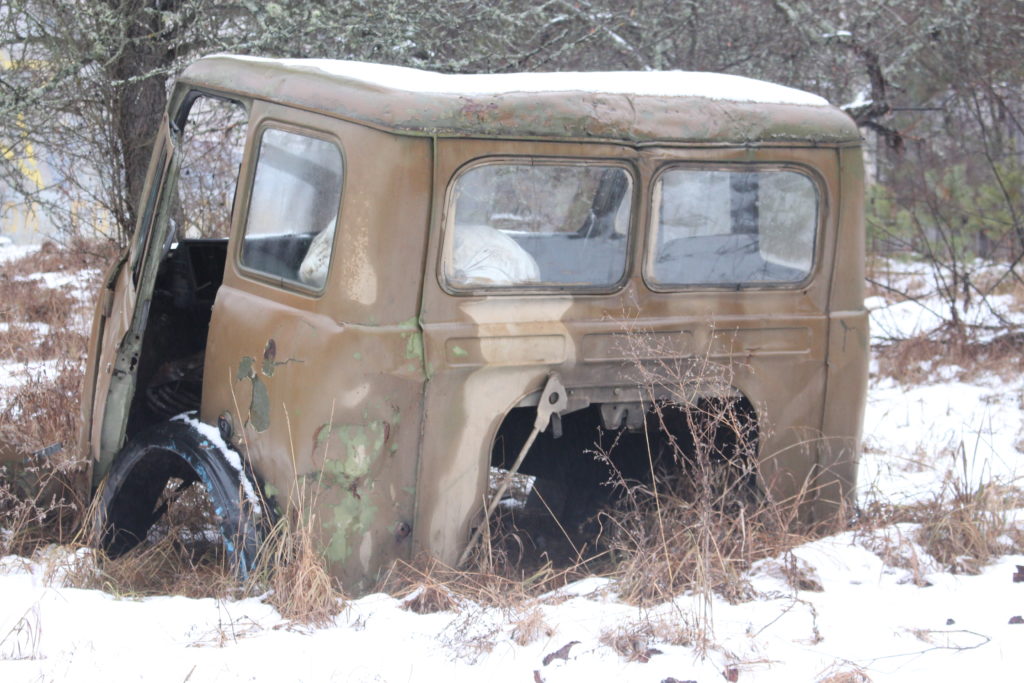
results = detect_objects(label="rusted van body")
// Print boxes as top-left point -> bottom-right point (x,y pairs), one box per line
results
80,55 -> 867,592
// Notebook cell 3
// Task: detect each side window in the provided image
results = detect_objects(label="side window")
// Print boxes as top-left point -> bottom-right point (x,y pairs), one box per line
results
444,162 -> 632,289
648,167 -> 818,287
240,128 -> 344,289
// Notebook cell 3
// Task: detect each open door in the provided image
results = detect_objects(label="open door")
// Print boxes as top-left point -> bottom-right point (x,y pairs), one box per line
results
84,93 -> 249,483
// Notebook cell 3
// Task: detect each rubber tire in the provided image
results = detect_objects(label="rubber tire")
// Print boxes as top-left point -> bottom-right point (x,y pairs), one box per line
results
95,417 -> 266,577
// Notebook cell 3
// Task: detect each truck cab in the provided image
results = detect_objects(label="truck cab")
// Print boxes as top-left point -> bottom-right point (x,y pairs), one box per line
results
81,56 -> 867,592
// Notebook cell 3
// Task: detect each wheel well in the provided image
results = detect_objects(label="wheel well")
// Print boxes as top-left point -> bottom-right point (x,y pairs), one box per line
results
488,394 -> 759,551
101,447 -> 196,556
97,420 -> 265,576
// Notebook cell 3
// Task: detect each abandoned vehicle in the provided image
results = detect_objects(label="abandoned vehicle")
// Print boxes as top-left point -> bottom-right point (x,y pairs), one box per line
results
80,55 -> 868,591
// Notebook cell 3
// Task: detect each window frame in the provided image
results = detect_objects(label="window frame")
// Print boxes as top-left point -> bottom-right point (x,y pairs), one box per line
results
642,162 -> 826,292
234,121 -> 347,296
439,156 -> 638,296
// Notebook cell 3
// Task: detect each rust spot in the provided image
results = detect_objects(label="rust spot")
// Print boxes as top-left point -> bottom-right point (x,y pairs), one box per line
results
263,338 -> 277,362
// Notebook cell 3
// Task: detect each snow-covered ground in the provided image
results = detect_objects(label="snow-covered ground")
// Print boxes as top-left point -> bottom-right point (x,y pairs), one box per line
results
2,245 -> 1023,682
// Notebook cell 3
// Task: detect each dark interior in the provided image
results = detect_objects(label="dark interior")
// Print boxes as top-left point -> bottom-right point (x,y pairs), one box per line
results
126,239 -> 227,439
240,232 -> 317,282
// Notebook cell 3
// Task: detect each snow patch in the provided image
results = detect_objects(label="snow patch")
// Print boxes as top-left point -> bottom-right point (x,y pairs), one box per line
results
227,55 -> 831,106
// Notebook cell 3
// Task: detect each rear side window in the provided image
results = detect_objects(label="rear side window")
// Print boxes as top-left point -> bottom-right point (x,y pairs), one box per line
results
240,128 -> 344,289
444,162 -> 633,289
648,168 -> 818,287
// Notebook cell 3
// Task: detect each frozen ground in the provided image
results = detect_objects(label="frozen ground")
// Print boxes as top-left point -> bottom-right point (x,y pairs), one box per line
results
2,245 -> 1023,682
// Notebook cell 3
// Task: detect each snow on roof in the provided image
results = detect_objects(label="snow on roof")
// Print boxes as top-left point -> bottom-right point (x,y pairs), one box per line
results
227,55 -> 830,107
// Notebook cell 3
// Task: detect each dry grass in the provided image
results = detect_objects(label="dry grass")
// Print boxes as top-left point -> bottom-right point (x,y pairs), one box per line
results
81,532 -> 240,599
64,480 -> 236,598
510,606 -> 552,646
854,442 -> 1023,578
599,455 -> 816,607
250,509 -> 342,626
597,331 -> 827,609
381,555 -> 561,611
599,611 -> 702,661
0,241 -> 107,560
2,238 -> 117,278
817,665 -> 873,683
0,360 -> 91,556
0,239 -> 108,364
874,333 -> 1024,383
913,446 -> 1021,574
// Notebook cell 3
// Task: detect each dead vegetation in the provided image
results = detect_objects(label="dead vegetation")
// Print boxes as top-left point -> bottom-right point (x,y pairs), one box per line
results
249,507 -> 342,626
873,333 -> 1024,384
599,612 -> 700,661
867,256 -> 1024,383
0,242 -> 106,558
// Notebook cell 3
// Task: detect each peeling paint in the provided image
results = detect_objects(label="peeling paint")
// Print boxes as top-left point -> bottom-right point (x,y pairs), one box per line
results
313,419 -> 392,564
236,356 -> 256,381
325,492 -> 376,564
249,375 -> 270,432
262,357 -> 303,377
399,317 -> 425,375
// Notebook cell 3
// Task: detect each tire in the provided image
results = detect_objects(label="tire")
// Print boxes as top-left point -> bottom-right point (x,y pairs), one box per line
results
95,416 -> 266,577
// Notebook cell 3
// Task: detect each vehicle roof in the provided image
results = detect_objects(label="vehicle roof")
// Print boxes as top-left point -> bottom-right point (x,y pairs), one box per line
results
176,54 -> 861,146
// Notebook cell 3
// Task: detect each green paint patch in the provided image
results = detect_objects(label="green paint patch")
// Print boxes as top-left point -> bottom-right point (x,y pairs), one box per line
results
403,330 -> 424,361
237,356 -> 256,381
316,420 -> 389,478
249,375 -> 270,432
314,419 -> 391,564
325,494 -> 377,564
451,345 -> 468,357
236,356 -> 270,432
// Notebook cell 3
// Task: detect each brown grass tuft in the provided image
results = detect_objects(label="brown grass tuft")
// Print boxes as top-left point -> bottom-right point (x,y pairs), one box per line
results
914,450 -> 1017,574
874,333 -> 1024,383
252,510 -> 343,626
382,555 -> 536,611
599,612 -> 702,662
0,358 -> 91,557
82,533 -> 239,598
817,663 -> 873,683
510,606 -> 552,646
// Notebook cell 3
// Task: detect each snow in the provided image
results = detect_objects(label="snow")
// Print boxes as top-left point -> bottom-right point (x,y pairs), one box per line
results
3,245 -> 1024,681
226,55 -> 831,107
2,547 -> 1022,681
0,243 -> 35,264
